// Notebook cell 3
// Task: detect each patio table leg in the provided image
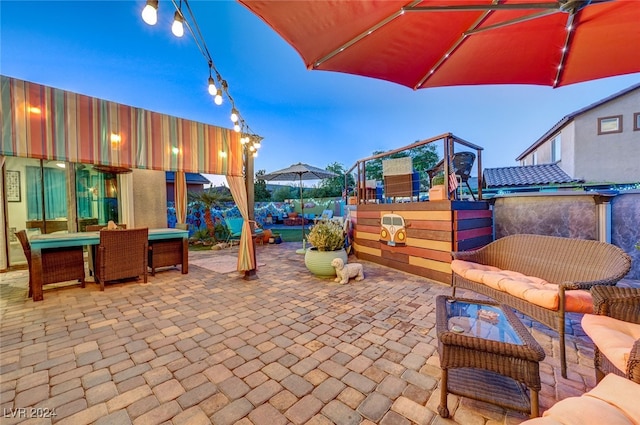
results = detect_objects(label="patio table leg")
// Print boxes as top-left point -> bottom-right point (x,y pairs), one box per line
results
438,368 -> 450,418
31,248 -> 44,302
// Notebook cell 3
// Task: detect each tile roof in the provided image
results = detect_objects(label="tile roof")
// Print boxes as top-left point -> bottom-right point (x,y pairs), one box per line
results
483,164 -> 583,188
165,171 -> 211,184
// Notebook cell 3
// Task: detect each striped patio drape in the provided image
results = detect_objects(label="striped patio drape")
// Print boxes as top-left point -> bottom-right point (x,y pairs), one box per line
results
0,76 -> 243,176
174,171 -> 187,224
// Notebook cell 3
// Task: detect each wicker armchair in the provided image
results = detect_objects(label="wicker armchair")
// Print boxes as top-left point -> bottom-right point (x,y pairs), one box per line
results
94,228 -> 148,291
582,285 -> 640,384
16,229 -> 85,297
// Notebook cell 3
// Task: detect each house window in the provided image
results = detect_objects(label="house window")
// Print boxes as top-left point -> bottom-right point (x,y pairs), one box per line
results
551,134 -> 561,162
634,113 -> 640,131
598,115 -> 622,134
532,151 -> 538,165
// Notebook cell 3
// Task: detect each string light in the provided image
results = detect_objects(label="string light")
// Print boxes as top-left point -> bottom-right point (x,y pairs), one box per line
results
141,0 -> 158,25
172,10 -> 185,37
140,0 -> 262,156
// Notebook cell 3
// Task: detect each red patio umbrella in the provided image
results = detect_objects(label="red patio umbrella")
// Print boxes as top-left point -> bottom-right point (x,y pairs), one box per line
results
239,0 -> 640,89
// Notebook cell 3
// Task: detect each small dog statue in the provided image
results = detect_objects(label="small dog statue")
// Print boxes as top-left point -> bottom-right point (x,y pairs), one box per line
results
331,258 -> 364,284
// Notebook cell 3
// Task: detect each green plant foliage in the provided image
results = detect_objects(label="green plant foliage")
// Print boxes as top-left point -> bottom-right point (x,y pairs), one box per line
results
431,174 -> 445,186
254,169 -> 271,201
306,219 -> 345,251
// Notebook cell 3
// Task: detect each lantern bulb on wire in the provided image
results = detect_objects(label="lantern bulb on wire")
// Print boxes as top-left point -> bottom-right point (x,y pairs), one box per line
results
172,11 -> 184,37
233,122 -> 241,132
214,89 -> 223,105
208,77 -> 216,96
142,0 -> 158,25
230,109 -> 239,123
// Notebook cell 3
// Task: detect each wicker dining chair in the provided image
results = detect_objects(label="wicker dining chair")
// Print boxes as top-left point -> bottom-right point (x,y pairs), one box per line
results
94,228 -> 148,291
16,229 -> 85,298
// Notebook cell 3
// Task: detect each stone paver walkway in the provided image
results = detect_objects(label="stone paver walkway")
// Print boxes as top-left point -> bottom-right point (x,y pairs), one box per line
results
1,243 -> 601,424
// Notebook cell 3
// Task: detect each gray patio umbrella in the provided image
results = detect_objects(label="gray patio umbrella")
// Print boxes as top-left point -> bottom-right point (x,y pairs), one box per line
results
262,162 -> 338,253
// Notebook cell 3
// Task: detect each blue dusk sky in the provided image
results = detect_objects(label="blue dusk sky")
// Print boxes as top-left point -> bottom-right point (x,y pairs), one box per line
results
2,1 -> 639,186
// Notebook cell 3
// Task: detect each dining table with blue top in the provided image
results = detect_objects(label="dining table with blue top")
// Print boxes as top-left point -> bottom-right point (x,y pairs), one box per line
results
29,228 -> 188,301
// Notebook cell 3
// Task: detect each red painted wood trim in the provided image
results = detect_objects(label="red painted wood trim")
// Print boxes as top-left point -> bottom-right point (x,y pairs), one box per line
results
454,210 -> 493,220
455,227 -> 493,241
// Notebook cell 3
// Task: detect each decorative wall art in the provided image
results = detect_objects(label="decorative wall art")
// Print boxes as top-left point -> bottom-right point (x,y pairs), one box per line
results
6,170 -> 21,202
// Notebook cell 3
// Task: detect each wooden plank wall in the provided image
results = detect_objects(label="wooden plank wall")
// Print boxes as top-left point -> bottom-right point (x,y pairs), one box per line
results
350,201 -> 492,284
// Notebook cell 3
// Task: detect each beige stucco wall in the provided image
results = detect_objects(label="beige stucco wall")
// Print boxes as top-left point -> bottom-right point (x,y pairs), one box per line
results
573,91 -> 640,183
520,89 -> 639,183
132,169 -> 167,229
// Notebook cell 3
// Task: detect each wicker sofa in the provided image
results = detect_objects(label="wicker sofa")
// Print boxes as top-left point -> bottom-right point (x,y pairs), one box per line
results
451,234 -> 632,378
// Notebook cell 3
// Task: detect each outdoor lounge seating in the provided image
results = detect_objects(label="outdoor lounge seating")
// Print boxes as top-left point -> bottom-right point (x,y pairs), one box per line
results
16,229 -> 86,297
225,218 -> 263,246
451,234 -> 632,378
519,373 -> 640,425
426,151 -> 476,200
94,228 -> 148,291
582,285 -> 640,384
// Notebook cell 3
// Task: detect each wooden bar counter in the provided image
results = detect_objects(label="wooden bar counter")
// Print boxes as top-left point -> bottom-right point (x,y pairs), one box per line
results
350,201 -> 492,284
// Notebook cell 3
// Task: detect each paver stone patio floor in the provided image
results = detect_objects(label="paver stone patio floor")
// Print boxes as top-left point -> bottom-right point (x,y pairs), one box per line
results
0,242 -> 603,424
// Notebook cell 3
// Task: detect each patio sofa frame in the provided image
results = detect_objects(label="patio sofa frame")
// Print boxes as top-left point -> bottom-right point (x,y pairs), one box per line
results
451,234 -> 632,378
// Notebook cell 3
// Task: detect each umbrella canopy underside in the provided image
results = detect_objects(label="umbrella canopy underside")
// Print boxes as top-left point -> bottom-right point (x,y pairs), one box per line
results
240,0 -> 640,89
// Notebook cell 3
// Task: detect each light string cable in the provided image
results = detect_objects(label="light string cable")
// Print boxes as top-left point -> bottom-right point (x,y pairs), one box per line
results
166,0 -> 261,149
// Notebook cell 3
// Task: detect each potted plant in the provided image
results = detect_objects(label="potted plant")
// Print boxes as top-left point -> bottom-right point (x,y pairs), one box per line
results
304,219 -> 348,277
429,174 -> 446,201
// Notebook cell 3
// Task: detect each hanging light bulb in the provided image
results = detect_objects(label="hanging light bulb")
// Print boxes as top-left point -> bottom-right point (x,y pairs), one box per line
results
233,122 -> 241,132
172,11 -> 185,37
214,89 -> 223,105
230,108 -> 239,123
208,76 -> 216,96
141,0 -> 158,25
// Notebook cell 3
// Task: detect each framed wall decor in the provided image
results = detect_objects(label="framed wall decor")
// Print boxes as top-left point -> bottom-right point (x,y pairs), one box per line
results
6,170 -> 21,202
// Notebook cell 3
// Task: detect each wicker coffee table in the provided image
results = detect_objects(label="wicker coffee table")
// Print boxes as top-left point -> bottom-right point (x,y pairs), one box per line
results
436,295 -> 545,418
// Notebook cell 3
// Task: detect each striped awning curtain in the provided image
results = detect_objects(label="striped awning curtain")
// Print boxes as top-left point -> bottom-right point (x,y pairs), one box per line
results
174,171 -> 187,224
0,76 -> 243,176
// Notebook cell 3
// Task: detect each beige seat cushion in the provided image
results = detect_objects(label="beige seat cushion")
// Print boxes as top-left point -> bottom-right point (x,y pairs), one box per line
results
451,260 -> 593,313
582,314 -> 640,374
520,374 -> 640,425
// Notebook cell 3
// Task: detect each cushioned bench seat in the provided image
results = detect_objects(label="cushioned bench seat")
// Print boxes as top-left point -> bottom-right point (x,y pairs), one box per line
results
451,260 -> 594,313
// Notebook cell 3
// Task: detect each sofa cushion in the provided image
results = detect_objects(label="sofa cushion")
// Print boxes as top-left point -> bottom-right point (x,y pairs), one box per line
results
582,314 -> 640,374
451,260 -> 593,313
520,374 -> 640,425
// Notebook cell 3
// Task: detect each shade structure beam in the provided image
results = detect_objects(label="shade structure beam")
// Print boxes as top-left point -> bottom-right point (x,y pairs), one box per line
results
415,3 -> 497,89
463,9 -> 557,36
405,2 -> 561,12
312,0 -> 422,69
553,12 -> 577,87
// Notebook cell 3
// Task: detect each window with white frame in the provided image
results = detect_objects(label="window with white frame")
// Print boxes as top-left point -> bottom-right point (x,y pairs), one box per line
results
598,115 -> 623,134
532,151 -> 538,165
551,134 -> 561,162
